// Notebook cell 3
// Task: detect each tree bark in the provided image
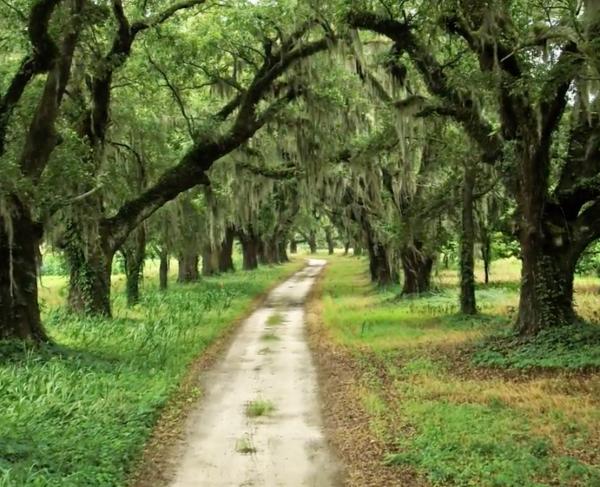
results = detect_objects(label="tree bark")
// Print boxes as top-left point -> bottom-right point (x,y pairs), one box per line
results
460,163 -> 477,314
178,251 -> 199,282
65,228 -> 114,317
401,244 -> 433,295
122,226 -> 145,307
239,230 -> 259,270
366,235 -> 394,286
0,199 -> 47,341
218,227 -> 235,272
307,230 -> 317,254
258,239 -> 279,264
278,240 -> 289,262
481,227 -> 492,285
325,227 -> 335,255
159,248 -> 169,291
202,245 -> 219,276
289,239 -> 297,254
517,235 -> 578,335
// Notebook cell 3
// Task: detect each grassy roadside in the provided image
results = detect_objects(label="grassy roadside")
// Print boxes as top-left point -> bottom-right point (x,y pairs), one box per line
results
315,255 -> 600,487
0,259 -> 303,487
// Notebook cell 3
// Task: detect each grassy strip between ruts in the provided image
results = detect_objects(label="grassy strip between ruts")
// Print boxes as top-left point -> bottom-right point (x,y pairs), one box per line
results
316,255 -> 600,487
0,259 -> 303,487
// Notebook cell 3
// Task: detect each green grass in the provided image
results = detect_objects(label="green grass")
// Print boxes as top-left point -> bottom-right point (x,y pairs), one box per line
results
474,324 -> 600,370
266,312 -> 285,326
0,260 -> 301,487
245,399 -> 275,418
235,435 -> 257,454
319,255 -> 600,487
260,332 -> 280,341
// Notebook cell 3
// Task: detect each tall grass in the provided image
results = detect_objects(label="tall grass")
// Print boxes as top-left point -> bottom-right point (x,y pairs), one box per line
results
0,260 -> 301,486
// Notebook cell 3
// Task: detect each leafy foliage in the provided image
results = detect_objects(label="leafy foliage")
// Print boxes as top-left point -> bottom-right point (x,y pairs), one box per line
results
474,325 -> 600,371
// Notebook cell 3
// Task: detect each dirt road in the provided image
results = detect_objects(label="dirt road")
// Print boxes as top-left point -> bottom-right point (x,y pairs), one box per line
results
169,259 -> 343,486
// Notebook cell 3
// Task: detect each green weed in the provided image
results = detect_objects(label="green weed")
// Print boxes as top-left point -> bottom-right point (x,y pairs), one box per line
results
245,399 -> 275,418
235,435 -> 257,454
266,312 -> 284,326
0,261 -> 300,486
261,332 -> 280,341
474,325 -> 600,370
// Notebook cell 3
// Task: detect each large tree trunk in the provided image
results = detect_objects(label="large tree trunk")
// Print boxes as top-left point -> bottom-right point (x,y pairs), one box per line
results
239,230 -> 259,270
65,228 -> 114,317
517,236 -> 578,335
0,199 -> 47,341
218,228 -> 235,273
325,227 -> 335,255
516,146 -> 578,335
290,239 -> 298,254
158,248 -> 169,291
401,244 -> 433,295
122,226 -> 145,307
178,251 -> 199,282
366,235 -> 394,286
307,230 -> 317,254
460,164 -> 477,314
344,241 -> 350,256
202,245 -> 219,276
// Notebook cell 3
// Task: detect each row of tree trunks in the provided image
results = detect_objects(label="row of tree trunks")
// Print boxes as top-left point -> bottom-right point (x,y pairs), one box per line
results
260,239 -> 289,265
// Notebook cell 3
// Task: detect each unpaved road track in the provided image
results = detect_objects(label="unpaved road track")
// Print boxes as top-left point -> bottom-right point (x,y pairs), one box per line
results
170,259 -> 343,487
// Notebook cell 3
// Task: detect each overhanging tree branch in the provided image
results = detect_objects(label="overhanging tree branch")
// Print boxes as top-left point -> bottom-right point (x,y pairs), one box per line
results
102,31 -> 332,250
347,10 -> 503,163
0,0 -> 62,156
